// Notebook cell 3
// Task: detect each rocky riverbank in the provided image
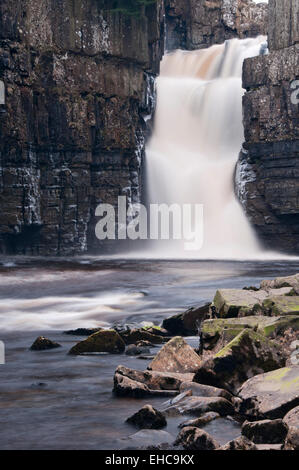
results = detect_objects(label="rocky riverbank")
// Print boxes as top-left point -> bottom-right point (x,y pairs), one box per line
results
31,271 -> 299,450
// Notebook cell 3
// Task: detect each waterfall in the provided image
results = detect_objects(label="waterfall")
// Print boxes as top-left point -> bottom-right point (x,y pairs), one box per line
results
145,37 -> 267,259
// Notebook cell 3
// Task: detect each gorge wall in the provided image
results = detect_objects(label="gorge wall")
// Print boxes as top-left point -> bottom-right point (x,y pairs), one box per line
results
165,0 -> 268,50
0,0 -> 164,255
238,0 -> 299,254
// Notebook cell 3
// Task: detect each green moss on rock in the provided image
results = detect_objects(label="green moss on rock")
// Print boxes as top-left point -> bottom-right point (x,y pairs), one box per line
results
69,329 -> 125,355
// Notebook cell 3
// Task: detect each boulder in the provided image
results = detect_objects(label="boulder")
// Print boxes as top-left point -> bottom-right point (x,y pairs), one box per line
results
219,436 -> 258,451
263,296 -> 299,316
261,274 -> 299,293
178,412 -> 220,429
290,340 -> 299,351
239,367 -> 299,419
68,329 -> 125,355
120,328 -> 164,345
113,365 -> 193,397
163,396 -> 234,417
174,427 -> 220,450
283,405 -> 299,429
242,419 -> 288,444
202,316 -> 299,349
30,336 -> 61,351
162,304 -> 211,335
213,289 -> 268,317
283,426 -> 299,450
126,405 -> 167,429
213,288 -> 293,318
148,337 -> 201,374
193,329 -> 285,393
180,382 -> 232,401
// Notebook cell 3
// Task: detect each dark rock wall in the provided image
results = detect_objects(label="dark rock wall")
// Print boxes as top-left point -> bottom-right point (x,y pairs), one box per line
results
0,0 -> 164,255
165,0 -> 268,51
238,0 -> 299,254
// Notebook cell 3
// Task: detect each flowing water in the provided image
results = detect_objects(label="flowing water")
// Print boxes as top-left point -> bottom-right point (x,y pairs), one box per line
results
146,37 -> 267,258
1,257 -> 299,449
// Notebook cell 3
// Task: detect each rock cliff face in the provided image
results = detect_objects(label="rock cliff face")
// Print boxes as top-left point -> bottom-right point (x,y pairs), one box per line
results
165,0 -> 268,50
0,0 -> 164,255
238,0 -> 299,254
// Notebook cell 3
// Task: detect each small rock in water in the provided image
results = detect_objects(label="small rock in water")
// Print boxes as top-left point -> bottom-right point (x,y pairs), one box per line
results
30,336 -> 61,351
126,404 -> 167,429
68,329 -> 125,355
126,344 -> 151,356
174,426 -> 220,450
63,327 -> 102,336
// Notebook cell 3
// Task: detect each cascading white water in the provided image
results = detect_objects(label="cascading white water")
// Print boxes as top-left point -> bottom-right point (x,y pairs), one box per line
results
146,37 -> 267,259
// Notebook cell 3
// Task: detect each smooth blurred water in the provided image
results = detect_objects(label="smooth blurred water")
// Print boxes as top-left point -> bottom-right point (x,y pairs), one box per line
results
1,257 -> 299,449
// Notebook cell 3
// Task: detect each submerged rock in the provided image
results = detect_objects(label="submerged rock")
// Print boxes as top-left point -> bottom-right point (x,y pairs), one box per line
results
30,336 -> 61,351
68,329 -> 125,355
118,429 -> 174,450
148,336 -> 201,373
239,367 -> 299,419
193,329 -> 285,393
63,328 -> 102,336
174,426 -> 220,450
162,304 -> 211,336
125,344 -> 151,356
242,419 -> 288,444
126,405 -> 167,429
219,435 -> 257,451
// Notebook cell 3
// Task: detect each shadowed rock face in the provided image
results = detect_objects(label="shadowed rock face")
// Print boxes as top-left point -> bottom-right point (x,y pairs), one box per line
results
0,0 -> 164,255
237,0 -> 299,254
165,0 -> 268,51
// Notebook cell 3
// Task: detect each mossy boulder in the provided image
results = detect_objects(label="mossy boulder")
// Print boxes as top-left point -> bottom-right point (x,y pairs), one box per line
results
194,329 -> 285,393
68,329 -> 125,355
202,316 -> 299,349
120,328 -> 164,345
162,304 -> 211,336
262,295 -> 299,316
30,336 -> 61,351
148,336 -> 202,374
239,367 -> 299,419
213,289 -> 267,318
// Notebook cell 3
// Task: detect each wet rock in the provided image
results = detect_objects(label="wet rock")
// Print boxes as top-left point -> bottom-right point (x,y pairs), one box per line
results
68,330 -> 125,355
194,329 -> 285,394
283,405 -> 299,429
30,336 -> 61,351
125,344 -> 151,356
219,436 -> 257,451
126,405 -> 167,429
239,367 -> 299,419
178,412 -> 220,429
120,328 -> 164,346
242,419 -> 288,444
118,429 -> 174,450
283,426 -> 299,450
148,336 -> 201,374
63,328 -> 102,336
163,396 -> 234,417
113,365 -> 193,397
162,304 -> 211,336
180,381 -> 232,401
174,427 -> 220,450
